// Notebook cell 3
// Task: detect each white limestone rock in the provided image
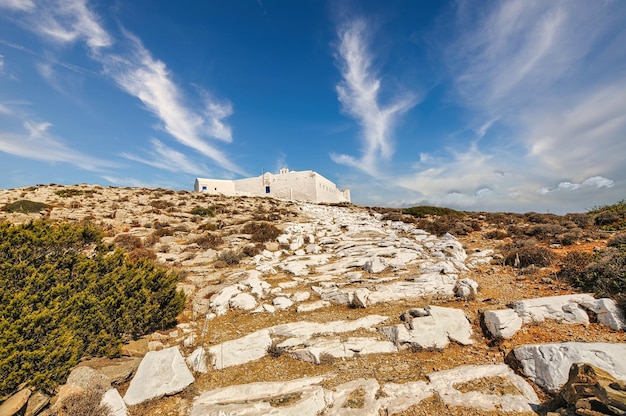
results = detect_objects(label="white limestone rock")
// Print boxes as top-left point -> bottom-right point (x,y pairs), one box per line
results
208,330 -> 272,370
292,291 -> 311,302
123,347 -> 194,406
229,292 -> 257,310
101,389 -> 128,416
186,347 -> 209,373
454,278 -> 479,300
268,315 -> 389,338
325,379 -> 381,415
427,364 -> 539,413
306,244 -> 321,254
364,256 -> 387,273
583,297 -> 626,330
512,293 -> 596,325
380,381 -> 434,414
483,309 -> 523,339
273,296 -> 294,310
290,337 -> 397,364
190,377 -> 327,416
352,288 -> 370,308
381,306 -> 472,350
297,300 -> 331,313
209,285 -> 242,316
513,342 -> 626,392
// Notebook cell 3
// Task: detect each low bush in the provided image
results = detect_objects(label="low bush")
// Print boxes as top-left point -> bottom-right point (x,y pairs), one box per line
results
215,249 -> 241,266
608,232 -> 626,248
113,233 -> 142,250
127,247 -> 157,263
56,389 -> 112,416
503,243 -> 555,268
241,221 -> 281,243
2,200 -> 49,213
192,233 -> 223,250
485,229 -> 508,240
55,189 -> 91,198
191,206 -> 215,217
0,220 -> 185,396
402,206 -> 463,218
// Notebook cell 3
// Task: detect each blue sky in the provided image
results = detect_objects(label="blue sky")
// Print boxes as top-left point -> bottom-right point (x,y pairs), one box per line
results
1,0 -> 625,213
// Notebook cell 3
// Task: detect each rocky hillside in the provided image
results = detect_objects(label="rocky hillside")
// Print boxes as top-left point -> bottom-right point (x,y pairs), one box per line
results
0,184 -> 624,416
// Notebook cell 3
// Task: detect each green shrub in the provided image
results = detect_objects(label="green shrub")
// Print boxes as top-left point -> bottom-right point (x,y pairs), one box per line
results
55,189 -> 85,198
191,206 -> 215,217
2,200 -> 49,213
241,221 -> 281,242
402,206 -> 463,218
0,220 -> 185,396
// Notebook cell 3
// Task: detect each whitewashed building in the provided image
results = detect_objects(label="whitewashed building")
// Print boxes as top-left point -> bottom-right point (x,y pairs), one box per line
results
194,168 -> 350,204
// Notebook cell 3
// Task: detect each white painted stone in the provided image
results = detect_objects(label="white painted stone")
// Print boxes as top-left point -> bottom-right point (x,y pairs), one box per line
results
297,300 -> 331,313
190,377 -> 327,416
186,347 -> 209,373
208,330 -> 272,370
102,389 -> 127,416
292,291 -> 311,302
364,256 -> 387,273
427,364 -> 540,413
123,347 -> 194,406
273,296 -> 294,310
229,292 -> 257,310
483,309 -> 523,339
325,379 -> 381,415
380,381 -> 434,414
513,342 -> 626,392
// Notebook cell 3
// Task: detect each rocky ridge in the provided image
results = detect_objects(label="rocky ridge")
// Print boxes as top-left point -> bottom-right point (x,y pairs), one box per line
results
0,184 -> 624,416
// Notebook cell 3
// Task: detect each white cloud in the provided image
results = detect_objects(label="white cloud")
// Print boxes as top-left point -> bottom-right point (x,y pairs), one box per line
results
0,0 -> 34,11
540,176 -> 614,195
121,139 -> 210,176
0,120 -> 116,170
332,18 -> 417,175
99,31 -> 243,174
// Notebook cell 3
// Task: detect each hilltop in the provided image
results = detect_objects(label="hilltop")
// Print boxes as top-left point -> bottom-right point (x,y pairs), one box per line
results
0,184 -> 624,416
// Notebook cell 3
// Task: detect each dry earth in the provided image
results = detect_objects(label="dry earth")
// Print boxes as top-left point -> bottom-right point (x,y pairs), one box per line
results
0,184 -> 624,416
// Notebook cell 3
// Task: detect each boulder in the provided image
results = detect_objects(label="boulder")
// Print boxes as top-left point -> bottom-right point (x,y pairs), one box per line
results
66,366 -> 111,392
123,347 -> 194,406
513,342 -> 626,392
352,288 -> 370,308
273,296 -> 294,310
559,363 -> 626,415
483,309 -> 523,339
186,347 -> 209,373
454,278 -> 479,300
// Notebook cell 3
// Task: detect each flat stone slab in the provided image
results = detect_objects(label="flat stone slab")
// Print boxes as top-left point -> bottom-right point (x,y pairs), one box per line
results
289,337 -> 397,364
190,376 -> 327,416
513,342 -> 626,392
123,347 -> 194,406
380,381 -> 434,414
268,315 -> 388,338
325,378 -> 381,415
381,306 -> 472,350
428,364 -> 540,413
208,329 -> 272,370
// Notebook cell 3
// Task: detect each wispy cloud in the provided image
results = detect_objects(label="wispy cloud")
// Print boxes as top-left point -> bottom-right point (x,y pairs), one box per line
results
0,120 -> 116,170
99,31 -> 243,174
0,0 -> 34,11
539,176 -> 614,195
1,0 -> 245,176
331,18 -> 416,175
121,139 -> 210,176
396,0 -> 626,212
